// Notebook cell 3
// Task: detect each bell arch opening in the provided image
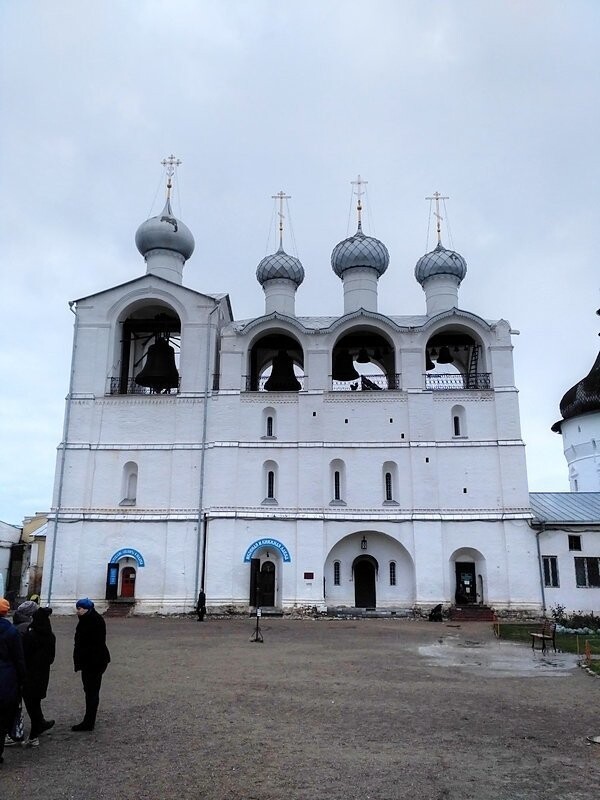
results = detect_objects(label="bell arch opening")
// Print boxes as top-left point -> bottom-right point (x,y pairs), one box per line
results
424,326 -> 490,390
247,332 -> 305,392
332,328 -> 397,391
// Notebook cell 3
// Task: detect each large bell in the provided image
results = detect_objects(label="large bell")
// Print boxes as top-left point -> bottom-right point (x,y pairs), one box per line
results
356,348 -> 370,363
437,346 -> 454,364
135,337 -> 179,392
264,350 -> 301,391
332,349 -> 359,381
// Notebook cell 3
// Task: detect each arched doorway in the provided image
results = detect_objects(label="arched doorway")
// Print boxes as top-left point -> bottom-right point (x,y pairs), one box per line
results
121,566 -> 136,598
353,555 -> 378,608
260,561 -> 275,606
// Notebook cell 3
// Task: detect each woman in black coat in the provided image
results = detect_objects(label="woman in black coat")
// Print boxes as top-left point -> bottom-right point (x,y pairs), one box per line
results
72,598 -> 110,732
22,607 -> 56,744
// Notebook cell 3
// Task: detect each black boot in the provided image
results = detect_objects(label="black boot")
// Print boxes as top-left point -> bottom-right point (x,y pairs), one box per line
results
71,721 -> 94,732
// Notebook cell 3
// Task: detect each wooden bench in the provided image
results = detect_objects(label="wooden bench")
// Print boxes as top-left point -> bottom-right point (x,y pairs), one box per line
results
530,620 -> 557,653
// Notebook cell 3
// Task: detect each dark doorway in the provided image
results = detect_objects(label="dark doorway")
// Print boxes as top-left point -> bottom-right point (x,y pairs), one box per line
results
121,566 -> 136,598
260,561 -> 275,606
353,556 -> 377,608
455,562 -> 476,605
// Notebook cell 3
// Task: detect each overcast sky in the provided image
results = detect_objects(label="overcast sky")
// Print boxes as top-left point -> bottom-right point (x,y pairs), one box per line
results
1,0 -> 599,525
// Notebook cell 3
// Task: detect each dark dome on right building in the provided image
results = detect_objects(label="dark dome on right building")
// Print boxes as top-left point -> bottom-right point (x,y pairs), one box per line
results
552,350 -> 600,432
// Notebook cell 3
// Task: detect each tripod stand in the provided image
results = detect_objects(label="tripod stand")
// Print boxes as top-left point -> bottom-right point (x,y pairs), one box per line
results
250,607 -> 263,643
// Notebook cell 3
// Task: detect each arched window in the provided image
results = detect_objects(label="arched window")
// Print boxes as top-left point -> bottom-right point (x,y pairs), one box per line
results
262,460 -> 278,504
330,460 -> 346,505
333,561 -> 341,586
382,461 -> 399,505
389,561 -> 396,586
451,405 -> 467,438
262,407 -> 276,438
120,461 -> 138,506
266,416 -> 273,437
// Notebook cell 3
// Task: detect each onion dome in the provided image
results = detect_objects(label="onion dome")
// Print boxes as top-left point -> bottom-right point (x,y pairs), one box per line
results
552,351 -> 600,431
415,241 -> 467,285
331,222 -> 390,278
135,198 -> 195,261
256,246 -> 305,286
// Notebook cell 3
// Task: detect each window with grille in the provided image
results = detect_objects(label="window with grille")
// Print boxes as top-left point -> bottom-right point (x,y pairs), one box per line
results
542,556 -> 559,588
333,561 -> 341,586
389,561 -> 396,586
568,535 -> 582,551
266,416 -> 273,437
267,470 -> 275,499
334,471 -> 341,501
575,557 -> 600,587
385,472 -> 393,502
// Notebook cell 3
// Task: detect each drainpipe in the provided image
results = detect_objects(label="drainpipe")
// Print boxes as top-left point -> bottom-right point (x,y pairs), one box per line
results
194,304 -> 219,602
534,522 -> 547,616
46,301 -> 79,605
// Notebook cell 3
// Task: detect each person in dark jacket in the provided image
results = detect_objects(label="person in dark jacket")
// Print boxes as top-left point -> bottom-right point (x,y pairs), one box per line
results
22,607 -> 56,746
72,598 -> 110,732
0,598 -> 26,765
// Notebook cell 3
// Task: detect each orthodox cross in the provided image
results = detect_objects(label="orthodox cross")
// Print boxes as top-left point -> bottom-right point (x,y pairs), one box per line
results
426,191 -> 449,244
351,174 -> 368,227
161,154 -> 182,200
272,190 -> 291,249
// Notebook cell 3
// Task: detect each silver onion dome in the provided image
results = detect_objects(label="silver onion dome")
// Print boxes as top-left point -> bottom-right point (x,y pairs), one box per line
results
256,246 -> 305,286
331,224 -> 390,278
135,198 -> 195,261
415,241 -> 467,285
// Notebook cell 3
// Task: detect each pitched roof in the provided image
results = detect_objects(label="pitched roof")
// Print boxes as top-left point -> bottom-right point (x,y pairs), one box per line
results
529,492 -> 600,524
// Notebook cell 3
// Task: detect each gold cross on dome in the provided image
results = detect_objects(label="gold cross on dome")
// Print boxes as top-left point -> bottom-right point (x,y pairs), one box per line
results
272,190 -> 291,249
351,174 -> 368,225
426,191 -> 449,244
161,154 -> 183,199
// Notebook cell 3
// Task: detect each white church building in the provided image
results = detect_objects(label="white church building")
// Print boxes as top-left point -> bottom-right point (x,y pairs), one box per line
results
41,166 -> 600,617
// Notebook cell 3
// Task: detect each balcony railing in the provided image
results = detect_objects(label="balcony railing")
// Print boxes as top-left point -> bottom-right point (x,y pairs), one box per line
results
424,372 -> 492,390
108,377 -> 180,396
332,373 -> 401,391
244,375 -> 307,392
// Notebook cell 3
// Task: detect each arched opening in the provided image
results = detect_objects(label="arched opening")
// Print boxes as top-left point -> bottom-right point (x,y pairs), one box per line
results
450,548 -> 487,606
247,332 -> 304,392
120,566 -> 136,598
353,554 -> 378,608
332,329 -> 397,391
260,561 -> 276,607
113,304 -> 181,395
424,328 -> 490,390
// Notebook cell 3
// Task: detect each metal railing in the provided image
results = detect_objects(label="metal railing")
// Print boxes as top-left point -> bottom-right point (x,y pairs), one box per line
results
244,375 -> 306,392
332,373 -> 401,391
108,377 -> 180,396
424,372 -> 492,390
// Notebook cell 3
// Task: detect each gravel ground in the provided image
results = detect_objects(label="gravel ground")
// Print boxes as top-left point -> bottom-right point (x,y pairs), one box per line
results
2,615 -> 600,800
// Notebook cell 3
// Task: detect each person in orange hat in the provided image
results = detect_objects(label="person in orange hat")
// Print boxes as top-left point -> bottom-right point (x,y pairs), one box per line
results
0,598 -> 26,765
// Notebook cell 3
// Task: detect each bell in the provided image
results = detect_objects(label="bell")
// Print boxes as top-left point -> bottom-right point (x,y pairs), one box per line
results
356,348 -> 370,363
264,350 -> 301,391
437,346 -> 454,364
426,352 -> 435,371
332,349 -> 359,381
135,337 -> 179,391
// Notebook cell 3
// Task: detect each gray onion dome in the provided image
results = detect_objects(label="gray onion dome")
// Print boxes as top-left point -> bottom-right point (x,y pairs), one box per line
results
415,241 -> 467,285
331,223 -> 390,278
256,246 -> 305,286
135,198 -> 195,261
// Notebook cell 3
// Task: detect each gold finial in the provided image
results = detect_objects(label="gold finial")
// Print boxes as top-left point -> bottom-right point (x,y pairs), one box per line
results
272,190 -> 291,250
351,174 -> 368,228
426,191 -> 449,245
161,154 -> 182,200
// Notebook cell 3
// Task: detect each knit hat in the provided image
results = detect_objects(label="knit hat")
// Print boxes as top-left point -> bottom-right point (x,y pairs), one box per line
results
0,598 -> 10,616
76,597 -> 94,610
17,600 -> 39,617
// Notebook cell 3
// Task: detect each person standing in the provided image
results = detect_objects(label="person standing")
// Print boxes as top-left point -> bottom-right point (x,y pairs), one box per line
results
0,598 -> 26,766
72,598 -> 110,732
196,588 -> 206,621
22,607 -> 56,747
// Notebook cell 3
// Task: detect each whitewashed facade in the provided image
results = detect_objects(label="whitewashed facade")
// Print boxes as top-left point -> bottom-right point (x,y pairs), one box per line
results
41,185 -> 546,615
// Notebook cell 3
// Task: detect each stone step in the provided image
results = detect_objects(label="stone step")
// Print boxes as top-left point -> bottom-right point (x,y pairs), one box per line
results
449,605 -> 495,622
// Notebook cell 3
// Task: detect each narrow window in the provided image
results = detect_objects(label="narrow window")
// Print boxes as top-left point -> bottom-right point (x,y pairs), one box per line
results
267,470 -> 275,499
385,472 -> 393,502
542,556 -> 559,588
333,561 -> 341,586
334,471 -> 341,501
453,415 -> 461,436
568,535 -> 582,551
389,561 -> 397,586
266,416 -> 273,437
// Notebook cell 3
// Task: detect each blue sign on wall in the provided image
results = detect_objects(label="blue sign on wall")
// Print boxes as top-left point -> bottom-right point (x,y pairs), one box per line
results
109,548 -> 145,567
243,538 -> 291,563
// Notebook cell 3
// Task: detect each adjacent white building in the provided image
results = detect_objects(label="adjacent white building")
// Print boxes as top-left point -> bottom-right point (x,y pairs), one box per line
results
41,171 -> 598,616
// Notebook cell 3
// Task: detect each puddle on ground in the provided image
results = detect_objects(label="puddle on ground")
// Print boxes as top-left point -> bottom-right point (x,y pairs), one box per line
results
419,636 -> 579,677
